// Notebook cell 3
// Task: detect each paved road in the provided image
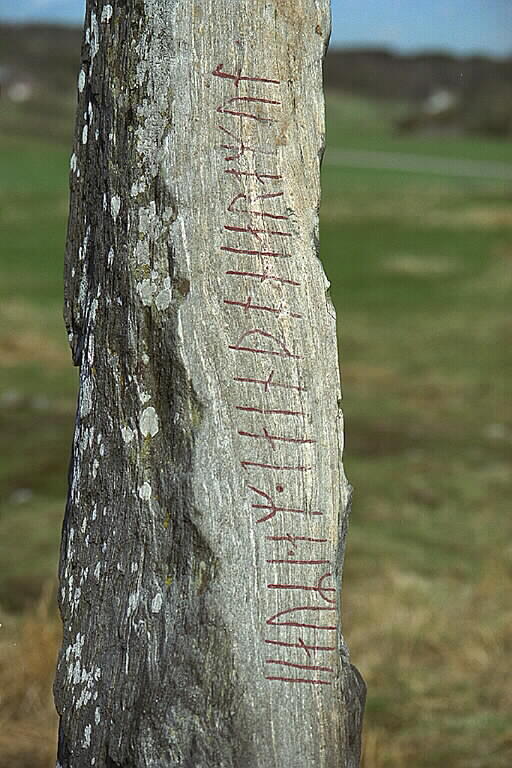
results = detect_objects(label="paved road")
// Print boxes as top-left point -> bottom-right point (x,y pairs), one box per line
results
324,148 -> 512,181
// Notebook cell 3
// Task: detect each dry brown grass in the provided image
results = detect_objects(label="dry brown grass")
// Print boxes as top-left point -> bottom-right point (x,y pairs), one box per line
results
431,205 -> 512,230
0,301 -> 68,368
0,586 -> 60,768
2,569 -> 511,767
383,253 -> 460,276
345,562 -> 512,768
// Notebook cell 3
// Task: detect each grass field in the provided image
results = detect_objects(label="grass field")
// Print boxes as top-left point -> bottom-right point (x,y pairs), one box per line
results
1,90 -> 511,767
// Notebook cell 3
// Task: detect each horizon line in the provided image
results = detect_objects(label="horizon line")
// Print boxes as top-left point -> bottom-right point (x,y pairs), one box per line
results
0,16 -> 509,59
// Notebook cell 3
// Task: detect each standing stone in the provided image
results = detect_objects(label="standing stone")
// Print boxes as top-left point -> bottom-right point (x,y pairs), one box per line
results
54,1 -> 365,766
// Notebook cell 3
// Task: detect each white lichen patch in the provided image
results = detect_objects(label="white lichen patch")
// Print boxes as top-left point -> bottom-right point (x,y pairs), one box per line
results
139,391 -> 151,404
151,593 -> 163,613
138,482 -> 152,501
133,80 -> 171,180
128,592 -> 139,616
70,153 -> 78,172
87,334 -> 95,366
156,277 -> 172,310
78,278 -> 88,309
78,70 -> 86,92
80,377 -> 93,418
136,278 -> 154,306
82,225 -> 91,257
107,247 -> 114,267
95,706 -> 101,724
90,286 -> 101,322
82,124 -> 88,144
101,4 -> 113,23
131,181 -> 146,197
121,426 -> 134,443
65,633 -> 102,705
83,724 -> 91,749
111,194 -> 121,220
134,239 -> 150,265
65,632 -> 85,667
88,11 -> 100,73
142,352 -> 150,365
138,200 -> 157,233
139,406 -> 159,437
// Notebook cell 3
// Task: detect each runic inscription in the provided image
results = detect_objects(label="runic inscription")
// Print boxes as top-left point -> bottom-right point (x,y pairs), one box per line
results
213,61 -> 337,687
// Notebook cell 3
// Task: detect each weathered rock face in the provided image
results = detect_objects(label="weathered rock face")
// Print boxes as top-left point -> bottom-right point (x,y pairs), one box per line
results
54,1 -> 365,766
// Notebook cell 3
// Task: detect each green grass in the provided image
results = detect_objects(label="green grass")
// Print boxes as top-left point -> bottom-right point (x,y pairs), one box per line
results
0,137 -> 75,614
0,137 -> 71,304
1,92 -> 511,767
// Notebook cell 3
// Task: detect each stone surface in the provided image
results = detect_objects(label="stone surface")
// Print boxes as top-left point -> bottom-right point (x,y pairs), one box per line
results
54,1 -> 365,766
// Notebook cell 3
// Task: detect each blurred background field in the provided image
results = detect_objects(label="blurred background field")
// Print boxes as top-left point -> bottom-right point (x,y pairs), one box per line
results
1,14 -> 512,768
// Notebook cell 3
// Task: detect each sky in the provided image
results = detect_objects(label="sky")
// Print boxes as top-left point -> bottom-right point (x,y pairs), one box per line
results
0,0 -> 511,55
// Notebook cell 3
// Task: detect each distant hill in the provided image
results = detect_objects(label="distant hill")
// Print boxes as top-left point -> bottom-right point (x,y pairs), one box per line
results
0,24 -> 81,142
1,24 -> 511,141
325,47 -> 512,101
0,23 -> 81,89
325,48 -> 512,137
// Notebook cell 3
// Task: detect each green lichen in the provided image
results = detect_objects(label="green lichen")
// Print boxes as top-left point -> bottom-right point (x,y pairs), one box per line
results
134,263 -> 151,281
195,560 -> 208,595
190,400 -> 202,429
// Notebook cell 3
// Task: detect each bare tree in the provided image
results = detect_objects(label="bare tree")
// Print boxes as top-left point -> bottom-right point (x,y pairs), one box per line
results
54,1 -> 365,766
